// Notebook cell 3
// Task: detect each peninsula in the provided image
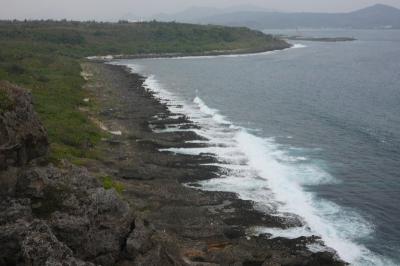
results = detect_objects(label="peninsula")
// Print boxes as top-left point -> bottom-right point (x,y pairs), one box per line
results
0,20 -> 344,265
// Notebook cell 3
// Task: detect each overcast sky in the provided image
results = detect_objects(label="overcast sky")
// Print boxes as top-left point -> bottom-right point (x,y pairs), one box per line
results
1,0 -> 400,21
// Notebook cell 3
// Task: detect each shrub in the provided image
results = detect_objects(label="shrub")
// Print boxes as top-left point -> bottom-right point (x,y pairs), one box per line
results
102,176 -> 124,194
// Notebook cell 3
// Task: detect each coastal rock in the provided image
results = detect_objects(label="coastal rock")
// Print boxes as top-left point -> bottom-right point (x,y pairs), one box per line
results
29,220 -> 99,266
28,163 -> 135,264
0,83 -> 138,265
126,218 -> 154,257
2,162 -> 136,265
0,81 -> 48,171
0,219 -> 30,265
0,197 -> 32,224
22,220 -> 78,266
133,244 -> 183,266
0,167 -> 19,196
15,166 -> 54,199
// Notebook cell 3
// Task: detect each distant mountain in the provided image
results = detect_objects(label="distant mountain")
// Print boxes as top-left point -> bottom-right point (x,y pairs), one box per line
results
150,5 -> 278,23
163,4 -> 400,29
152,7 -> 223,22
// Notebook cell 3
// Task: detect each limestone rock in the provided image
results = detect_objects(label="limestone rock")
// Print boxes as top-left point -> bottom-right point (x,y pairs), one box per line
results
126,218 -> 154,257
0,81 -> 48,170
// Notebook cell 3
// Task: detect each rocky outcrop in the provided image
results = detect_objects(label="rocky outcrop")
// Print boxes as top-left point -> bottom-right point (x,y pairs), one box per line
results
0,81 -> 48,171
0,160 -> 141,265
21,220 -> 95,266
0,82 -> 157,266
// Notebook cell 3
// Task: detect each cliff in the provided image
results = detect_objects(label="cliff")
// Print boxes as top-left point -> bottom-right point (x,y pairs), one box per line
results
0,82 -> 156,265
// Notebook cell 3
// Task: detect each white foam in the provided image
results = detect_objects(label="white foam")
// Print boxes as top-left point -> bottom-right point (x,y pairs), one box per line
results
119,62 -> 394,266
193,96 -> 231,125
233,129 -> 380,263
166,50 -> 276,60
292,43 -> 307,49
126,44 -> 304,61
171,43 -> 307,59
93,42 -> 306,64
255,226 -> 315,239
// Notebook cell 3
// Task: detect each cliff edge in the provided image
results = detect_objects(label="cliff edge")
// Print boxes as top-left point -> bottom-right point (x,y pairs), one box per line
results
0,82 -> 156,266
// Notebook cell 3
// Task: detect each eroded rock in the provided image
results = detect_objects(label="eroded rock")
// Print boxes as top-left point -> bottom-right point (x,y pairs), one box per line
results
126,218 -> 154,257
0,83 -> 137,265
0,81 -> 48,171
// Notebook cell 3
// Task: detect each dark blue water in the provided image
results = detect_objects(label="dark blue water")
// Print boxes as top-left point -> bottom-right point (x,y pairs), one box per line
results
118,29 -> 400,265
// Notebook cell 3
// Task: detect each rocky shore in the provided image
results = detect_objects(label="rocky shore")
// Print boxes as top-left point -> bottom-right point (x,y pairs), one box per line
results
0,63 -> 346,265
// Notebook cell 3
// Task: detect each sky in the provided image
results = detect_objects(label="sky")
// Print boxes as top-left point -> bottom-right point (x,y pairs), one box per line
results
1,0 -> 400,21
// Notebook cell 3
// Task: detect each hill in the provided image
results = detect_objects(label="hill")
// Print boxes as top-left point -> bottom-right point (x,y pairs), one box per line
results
150,5 -> 277,22
176,4 -> 400,29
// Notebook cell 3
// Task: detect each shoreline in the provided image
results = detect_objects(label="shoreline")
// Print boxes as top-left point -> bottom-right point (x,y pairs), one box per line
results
86,43 -> 292,62
282,36 -> 356,42
80,61 -> 346,265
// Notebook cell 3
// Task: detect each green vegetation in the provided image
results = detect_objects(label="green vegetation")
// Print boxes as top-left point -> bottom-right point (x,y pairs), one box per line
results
0,20 -> 288,161
102,176 -> 124,194
0,20 -> 287,56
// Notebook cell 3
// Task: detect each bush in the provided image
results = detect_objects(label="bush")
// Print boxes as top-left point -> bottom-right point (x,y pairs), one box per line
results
102,176 -> 124,194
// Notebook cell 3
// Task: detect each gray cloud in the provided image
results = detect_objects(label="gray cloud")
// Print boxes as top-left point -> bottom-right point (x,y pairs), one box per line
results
1,0 -> 400,20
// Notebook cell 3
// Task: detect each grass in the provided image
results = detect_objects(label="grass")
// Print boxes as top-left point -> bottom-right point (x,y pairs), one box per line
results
0,20 -> 288,162
102,176 -> 124,195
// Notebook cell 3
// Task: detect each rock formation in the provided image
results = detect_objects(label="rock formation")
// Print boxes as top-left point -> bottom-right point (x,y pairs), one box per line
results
0,82 -> 143,265
0,81 -> 48,171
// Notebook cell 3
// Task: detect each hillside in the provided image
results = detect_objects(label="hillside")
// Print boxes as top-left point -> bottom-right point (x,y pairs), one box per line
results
174,4 -> 400,29
0,20 -> 289,161
0,20 -> 287,56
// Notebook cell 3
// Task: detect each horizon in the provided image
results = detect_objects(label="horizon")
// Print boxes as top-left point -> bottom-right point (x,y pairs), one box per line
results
1,0 -> 400,21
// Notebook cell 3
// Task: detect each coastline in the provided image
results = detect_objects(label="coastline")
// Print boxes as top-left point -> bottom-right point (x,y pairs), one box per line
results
86,43 -> 292,61
80,61 -> 345,265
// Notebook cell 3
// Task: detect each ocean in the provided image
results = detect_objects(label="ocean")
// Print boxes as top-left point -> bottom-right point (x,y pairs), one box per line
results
115,29 -> 400,265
